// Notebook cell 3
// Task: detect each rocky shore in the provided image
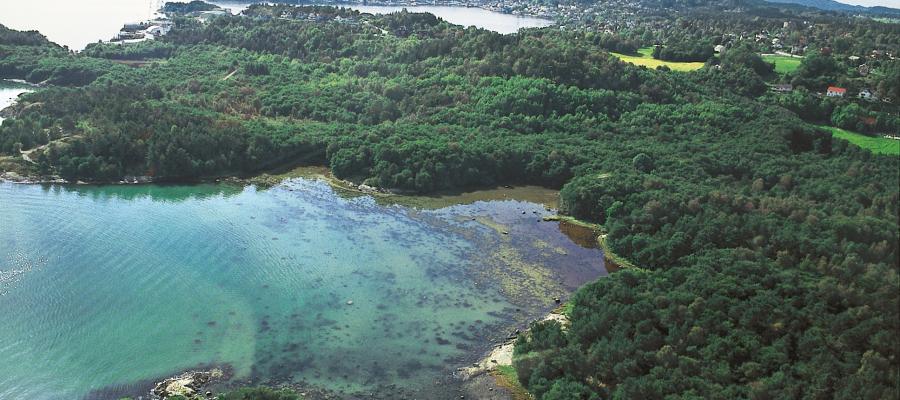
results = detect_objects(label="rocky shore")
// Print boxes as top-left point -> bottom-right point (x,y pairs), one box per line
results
151,368 -> 225,399
459,309 -> 570,399
0,170 -> 65,184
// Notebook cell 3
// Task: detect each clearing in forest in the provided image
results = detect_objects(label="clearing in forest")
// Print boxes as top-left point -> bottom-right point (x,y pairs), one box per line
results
762,54 -> 803,74
610,47 -> 705,72
820,125 -> 900,156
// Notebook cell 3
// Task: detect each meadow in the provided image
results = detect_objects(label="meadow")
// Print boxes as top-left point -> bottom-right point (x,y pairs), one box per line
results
821,125 -> 900,155
762,53 -> 803,74
610,46 -> 705,71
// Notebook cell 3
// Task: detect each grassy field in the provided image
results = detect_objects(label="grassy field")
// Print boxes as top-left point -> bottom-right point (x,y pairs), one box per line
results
493,365 -> 533,400
762,54 -> 803,74
820,125 -> 900,156
610,47 -> 705,72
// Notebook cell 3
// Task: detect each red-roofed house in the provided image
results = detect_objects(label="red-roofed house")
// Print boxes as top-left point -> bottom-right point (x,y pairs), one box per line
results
827,86 -> 846,97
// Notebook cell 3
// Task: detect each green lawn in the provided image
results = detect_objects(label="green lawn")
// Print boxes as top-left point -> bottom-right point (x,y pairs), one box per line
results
762,54 -> 803,74
820,125 -> 900,156
493,365 -> 532,400
611,47 -> 705,72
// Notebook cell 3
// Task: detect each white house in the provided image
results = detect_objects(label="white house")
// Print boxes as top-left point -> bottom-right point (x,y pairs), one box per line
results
772,84 -> 793,93
858,89 -> 876,100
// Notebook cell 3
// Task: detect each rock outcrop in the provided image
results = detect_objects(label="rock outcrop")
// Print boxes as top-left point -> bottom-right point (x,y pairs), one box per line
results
152,368 -> 223,399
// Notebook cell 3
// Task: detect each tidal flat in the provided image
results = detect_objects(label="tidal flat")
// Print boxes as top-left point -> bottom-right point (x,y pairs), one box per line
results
0,178 -> 604,399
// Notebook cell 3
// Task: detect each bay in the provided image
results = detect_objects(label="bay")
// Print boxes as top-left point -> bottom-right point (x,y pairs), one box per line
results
0,80 -> 34,124
0,180 -> 604,399
0,0 -> 161,50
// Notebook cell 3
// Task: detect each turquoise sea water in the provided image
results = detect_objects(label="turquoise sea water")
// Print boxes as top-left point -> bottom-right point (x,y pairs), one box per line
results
0,179 -> 604,399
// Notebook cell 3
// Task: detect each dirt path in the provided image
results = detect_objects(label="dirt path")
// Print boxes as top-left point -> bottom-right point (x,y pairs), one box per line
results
364,20 -> 389,35
20,135 -> 80,164
222,69 -> 238,81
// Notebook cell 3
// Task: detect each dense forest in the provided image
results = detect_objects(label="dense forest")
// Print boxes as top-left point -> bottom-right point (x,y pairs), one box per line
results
652,42 -> 714,62
162,0 -> 220,14
0,3 -> 898,399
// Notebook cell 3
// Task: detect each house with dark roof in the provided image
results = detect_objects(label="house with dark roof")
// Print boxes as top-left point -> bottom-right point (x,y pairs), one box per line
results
772,84 -> 793,93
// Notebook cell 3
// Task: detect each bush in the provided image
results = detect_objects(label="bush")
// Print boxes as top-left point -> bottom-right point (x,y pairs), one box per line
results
219,387 -> 300,400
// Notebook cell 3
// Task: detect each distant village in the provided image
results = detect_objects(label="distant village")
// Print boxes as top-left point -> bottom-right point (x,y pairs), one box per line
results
752,22 -> 894,103
111,19 -> 174,44
108,0 -> 895,105
108,0 -> 898,58
106,0 -> 647,43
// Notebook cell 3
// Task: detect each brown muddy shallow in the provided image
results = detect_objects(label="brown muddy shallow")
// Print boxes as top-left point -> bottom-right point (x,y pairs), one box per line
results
253,165 -> 561,209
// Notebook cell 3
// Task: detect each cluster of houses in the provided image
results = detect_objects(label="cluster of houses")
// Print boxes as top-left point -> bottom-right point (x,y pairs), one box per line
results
771,84 -> 885,102
828,86 -> 881,101
253,8 -> 363,25
111,19 -> 173,44
709,19 -> 898,63
110,1 -> 234,44
312,0 -> 612,20
481,0 -> 573,19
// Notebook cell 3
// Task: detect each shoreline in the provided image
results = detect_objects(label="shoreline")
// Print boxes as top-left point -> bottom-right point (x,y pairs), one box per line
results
543,214 -> 639,272
459,306 -> 570,399
0,164 -> 562,209
0,80 -> 37,122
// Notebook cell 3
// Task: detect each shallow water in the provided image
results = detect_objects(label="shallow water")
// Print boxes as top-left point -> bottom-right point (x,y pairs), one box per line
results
0,179 -> 604,399
0,80 -> 33,124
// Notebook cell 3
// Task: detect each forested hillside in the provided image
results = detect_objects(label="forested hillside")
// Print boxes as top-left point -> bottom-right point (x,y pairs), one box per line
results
765,0 -> 900,16
0,5 -> 897,399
